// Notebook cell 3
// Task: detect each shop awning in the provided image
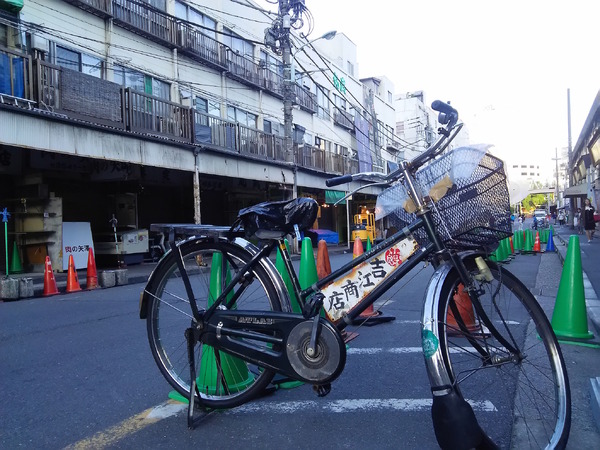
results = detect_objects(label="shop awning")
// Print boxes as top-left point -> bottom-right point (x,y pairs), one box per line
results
563,183 -> 590,198
325,190 -> 346,204
0,0 -> 23,12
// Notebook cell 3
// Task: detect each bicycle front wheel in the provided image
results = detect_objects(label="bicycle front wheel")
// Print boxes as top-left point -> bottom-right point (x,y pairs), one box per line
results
437,260 -> 571,449
144,239 -> 288,409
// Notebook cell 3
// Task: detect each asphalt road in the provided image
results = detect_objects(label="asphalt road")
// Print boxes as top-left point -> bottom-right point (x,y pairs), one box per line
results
1,251 -> 599,449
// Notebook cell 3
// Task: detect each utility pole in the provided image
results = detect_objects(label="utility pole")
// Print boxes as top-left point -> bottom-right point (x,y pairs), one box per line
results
279,0 -> 297,201
567,88 -> 574,226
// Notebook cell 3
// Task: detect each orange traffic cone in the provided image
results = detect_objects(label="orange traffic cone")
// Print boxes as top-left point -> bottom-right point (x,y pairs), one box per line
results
43,256 -> 59,296
316,240 -> 332,280
352,238 -> 395,326
509,236 -> 515,254
86,248 -> 98,290
66,254 -> 82,293
352,237 -> 364,259
447,284 -> 480,335
533,231 -> 542,253
318,240 -> 358,343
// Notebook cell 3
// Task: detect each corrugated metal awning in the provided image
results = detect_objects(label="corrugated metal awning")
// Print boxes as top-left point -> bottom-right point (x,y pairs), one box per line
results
563,184 -> 590,198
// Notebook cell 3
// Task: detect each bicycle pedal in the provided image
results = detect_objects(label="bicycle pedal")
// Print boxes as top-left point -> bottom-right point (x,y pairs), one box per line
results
313,383 -> 331,397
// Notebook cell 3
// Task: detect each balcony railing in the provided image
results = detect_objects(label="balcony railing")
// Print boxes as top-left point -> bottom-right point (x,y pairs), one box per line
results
35,59 -> 125,128
333,109 -> 354,131
176,21 -> 227,71
124,88 -> 193,141
62,0 -> 111,18
1,47 -> 33,101
225,50 -> 262,90
295,84 -> 317,114
62,0 -> 290,101
112,0 -> 177,49
7,53 -> 378,176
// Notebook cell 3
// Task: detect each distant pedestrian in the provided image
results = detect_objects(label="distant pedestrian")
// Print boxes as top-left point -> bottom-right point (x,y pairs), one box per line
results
574,208 -> 582,234
533,216 -> 538,230
583,198 -> 596,243
517,215 -> 523,231
558,211 -> 565,226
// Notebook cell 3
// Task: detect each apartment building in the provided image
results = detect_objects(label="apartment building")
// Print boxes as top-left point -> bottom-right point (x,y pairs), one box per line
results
0,0 -> 400,271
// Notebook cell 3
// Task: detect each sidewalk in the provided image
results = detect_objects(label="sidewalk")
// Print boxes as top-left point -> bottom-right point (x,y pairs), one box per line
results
540,222 -> 600,434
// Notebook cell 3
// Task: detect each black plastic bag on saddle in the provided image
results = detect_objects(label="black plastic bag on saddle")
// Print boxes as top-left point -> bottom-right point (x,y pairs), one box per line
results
237,197 -> 318,239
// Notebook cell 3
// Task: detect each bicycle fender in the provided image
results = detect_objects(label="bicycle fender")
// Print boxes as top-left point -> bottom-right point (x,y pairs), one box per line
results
420,251 -> 493,449
139,236 -> 292,319
420,250 -> 484,387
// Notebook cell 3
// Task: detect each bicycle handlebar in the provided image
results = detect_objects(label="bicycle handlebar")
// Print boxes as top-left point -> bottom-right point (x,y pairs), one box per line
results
325,174 -> 353,187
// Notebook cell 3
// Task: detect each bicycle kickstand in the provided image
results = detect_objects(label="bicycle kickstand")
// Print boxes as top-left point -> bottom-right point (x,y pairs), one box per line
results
185,327 -> 213,429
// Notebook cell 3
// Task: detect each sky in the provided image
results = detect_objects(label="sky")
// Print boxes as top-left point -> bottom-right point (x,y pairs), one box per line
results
257,0 -> 599,179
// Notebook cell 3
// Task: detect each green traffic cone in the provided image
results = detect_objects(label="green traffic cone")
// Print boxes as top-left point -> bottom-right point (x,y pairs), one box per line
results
502,238 -> 511,261
197,251 -> 254,395
513,231 -> 521,252
299,237 -> 318,289
276,239 -> 302,313
551,235 -> 594,341
366,236 -> 372,251
524,229 -> 533,252
275,239 -> 308,389
9,241 -> 22,274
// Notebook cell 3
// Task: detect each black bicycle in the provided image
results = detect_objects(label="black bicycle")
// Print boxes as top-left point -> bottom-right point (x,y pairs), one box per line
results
140,101 -> 570,449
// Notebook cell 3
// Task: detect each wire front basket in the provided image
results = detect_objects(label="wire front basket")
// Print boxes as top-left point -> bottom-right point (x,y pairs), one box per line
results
386,148 -> 512,251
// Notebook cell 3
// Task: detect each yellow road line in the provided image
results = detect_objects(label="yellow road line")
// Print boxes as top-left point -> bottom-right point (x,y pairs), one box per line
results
64,400 -> 186,450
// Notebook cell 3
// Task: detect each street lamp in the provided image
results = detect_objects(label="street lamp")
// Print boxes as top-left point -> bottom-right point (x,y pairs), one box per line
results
291,31 -> 337,80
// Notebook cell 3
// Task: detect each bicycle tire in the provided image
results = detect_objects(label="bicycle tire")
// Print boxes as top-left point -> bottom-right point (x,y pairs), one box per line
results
144,239 -> 288,409
437,259 -> 571,449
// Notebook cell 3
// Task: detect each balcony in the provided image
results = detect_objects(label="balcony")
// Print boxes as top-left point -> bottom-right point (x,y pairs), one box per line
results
62,0 -> 111,18
294,84 -> 317,114
124,88 -> 193,141
261,68 -> 284,98
176,21 -> 227,71
224,50 -> 262,90
112,0 -> 177,49
0,46 -> 33,105
333,109 -> 353,131
4,52 -> 369,176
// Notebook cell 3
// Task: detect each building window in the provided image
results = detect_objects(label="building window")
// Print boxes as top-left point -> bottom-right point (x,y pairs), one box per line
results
396,121 -> 405,136
114,65 -> 170,100
347,61 -> 354,77
223,28 -> 253,57
54,45 -> 103,78
260,50 -> 282,76
227,105 -> 257,128
264,119 -> 282,135
174,1 -> 216,39
194,96 -> 220,117
316,85 -> 330,120
388,91 -> 392,103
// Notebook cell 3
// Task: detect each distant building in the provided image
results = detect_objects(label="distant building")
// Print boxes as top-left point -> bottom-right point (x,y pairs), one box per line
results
394,91 -> 470,162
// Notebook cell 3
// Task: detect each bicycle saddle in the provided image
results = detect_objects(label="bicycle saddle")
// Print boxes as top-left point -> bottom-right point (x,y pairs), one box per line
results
236,197 -> 318,239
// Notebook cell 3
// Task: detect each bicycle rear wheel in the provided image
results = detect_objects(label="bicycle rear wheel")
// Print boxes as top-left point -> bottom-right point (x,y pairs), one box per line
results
144,239 -> 288,409
437,260 -> 570,449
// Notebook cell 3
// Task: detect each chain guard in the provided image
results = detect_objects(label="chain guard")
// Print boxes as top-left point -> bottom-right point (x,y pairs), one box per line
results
286,319 -> 346,384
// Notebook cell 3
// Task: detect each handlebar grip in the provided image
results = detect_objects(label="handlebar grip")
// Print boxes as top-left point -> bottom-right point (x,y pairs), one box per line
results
431,100 -> 457,115
326,174 -> 353,187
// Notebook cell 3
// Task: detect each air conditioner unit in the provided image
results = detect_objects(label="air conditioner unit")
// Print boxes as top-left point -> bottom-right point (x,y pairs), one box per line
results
31,35 -> 49,53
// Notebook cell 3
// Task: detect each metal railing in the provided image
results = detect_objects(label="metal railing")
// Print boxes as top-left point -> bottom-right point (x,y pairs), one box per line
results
112,0 -> 177,48
62,0 -> 111,17
11,54 -> 379,175
176,21 -> 227,70
333,109 -> 353,130
1,47 -> 33,100
295,84 -> 317,113
124,88 -> 193,141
